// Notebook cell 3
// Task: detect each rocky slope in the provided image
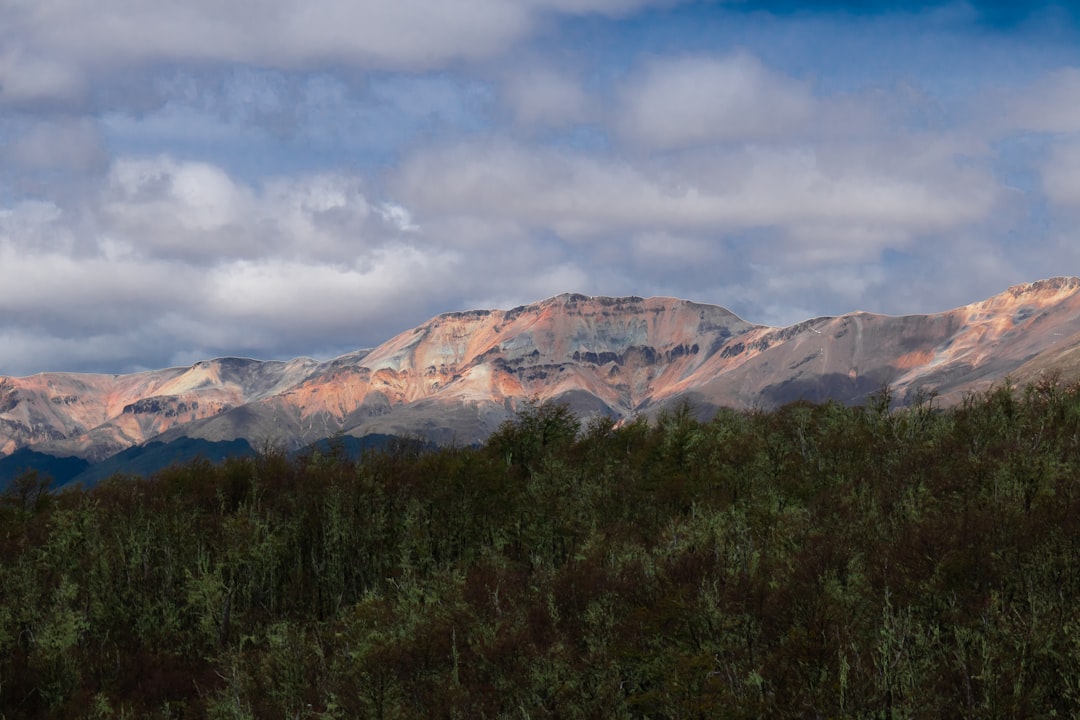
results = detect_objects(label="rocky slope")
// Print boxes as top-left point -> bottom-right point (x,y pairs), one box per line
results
3,277 -> 1080,463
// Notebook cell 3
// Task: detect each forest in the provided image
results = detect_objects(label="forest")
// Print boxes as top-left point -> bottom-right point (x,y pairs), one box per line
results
3,377 -> 1080,718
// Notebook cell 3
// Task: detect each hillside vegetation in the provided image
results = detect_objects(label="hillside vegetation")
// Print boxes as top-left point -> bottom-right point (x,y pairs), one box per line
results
3,377 -> 1080,718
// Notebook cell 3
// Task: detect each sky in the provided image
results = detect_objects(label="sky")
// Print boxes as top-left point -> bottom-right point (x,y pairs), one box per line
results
2,0 -> 1080,376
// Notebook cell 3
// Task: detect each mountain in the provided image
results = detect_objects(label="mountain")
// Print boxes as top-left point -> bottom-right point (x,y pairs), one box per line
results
0,357 -> 318,461
3,277 -> 1080,481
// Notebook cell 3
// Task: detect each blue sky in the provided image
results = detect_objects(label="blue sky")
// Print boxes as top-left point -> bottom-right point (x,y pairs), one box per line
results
2,0 -> 1079,375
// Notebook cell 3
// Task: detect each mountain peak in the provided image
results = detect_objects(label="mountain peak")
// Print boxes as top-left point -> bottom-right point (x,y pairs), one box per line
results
1004,276 -> 1080,298
5,278 -> 1080,471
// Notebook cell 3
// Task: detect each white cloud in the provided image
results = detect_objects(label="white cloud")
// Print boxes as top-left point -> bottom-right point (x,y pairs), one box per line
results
103,157 -> 258,259
204,248 -> 457,331
99,157 -> 391,263
0,158 -> 461,374
616,53 -> 816,149
260,174 -> 375,261
0,241 -> 196,334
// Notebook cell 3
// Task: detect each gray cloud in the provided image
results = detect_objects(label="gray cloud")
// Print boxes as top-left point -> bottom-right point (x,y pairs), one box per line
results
0,232 -> 199,336
1042,141 -> 1080,207
501,67 -> 595,128
392,136 -> 998,251
7,117 -> 106,171
616,53 -> 816,148
0,0 -> 690,106
996,67 -> 1080,134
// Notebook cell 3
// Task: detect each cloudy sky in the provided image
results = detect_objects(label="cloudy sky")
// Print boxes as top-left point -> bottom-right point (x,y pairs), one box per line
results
2,1 -> 1080,375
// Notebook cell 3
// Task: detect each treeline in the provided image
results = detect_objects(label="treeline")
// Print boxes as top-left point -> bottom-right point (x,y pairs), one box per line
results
3,379 -> 1080,718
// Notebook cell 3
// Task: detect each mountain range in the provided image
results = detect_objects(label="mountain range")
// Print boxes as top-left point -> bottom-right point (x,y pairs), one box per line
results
4,276 -> 1080,487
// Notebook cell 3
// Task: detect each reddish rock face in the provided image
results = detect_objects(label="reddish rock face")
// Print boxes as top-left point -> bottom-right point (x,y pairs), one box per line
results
4,277 -> 1080,460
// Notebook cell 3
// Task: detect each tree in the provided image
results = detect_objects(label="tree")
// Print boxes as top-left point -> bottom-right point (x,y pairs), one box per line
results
487,399 -> 580,475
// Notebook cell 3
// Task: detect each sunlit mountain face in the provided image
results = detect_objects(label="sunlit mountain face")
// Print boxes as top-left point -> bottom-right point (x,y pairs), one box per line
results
3,277 -> 1080,464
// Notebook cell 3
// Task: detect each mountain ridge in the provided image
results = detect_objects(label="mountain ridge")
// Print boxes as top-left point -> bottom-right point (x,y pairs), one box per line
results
4,277 -> 1080,467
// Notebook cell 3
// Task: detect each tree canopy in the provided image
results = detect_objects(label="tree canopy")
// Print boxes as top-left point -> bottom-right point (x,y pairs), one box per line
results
3,380 -> 1080,717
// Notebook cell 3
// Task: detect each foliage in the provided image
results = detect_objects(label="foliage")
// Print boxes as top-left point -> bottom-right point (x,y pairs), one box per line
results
3,380 -> 1080,717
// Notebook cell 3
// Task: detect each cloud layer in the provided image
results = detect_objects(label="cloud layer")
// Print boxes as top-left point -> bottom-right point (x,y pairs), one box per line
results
1,1 -> 1079,375
0,0 -> 690,105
